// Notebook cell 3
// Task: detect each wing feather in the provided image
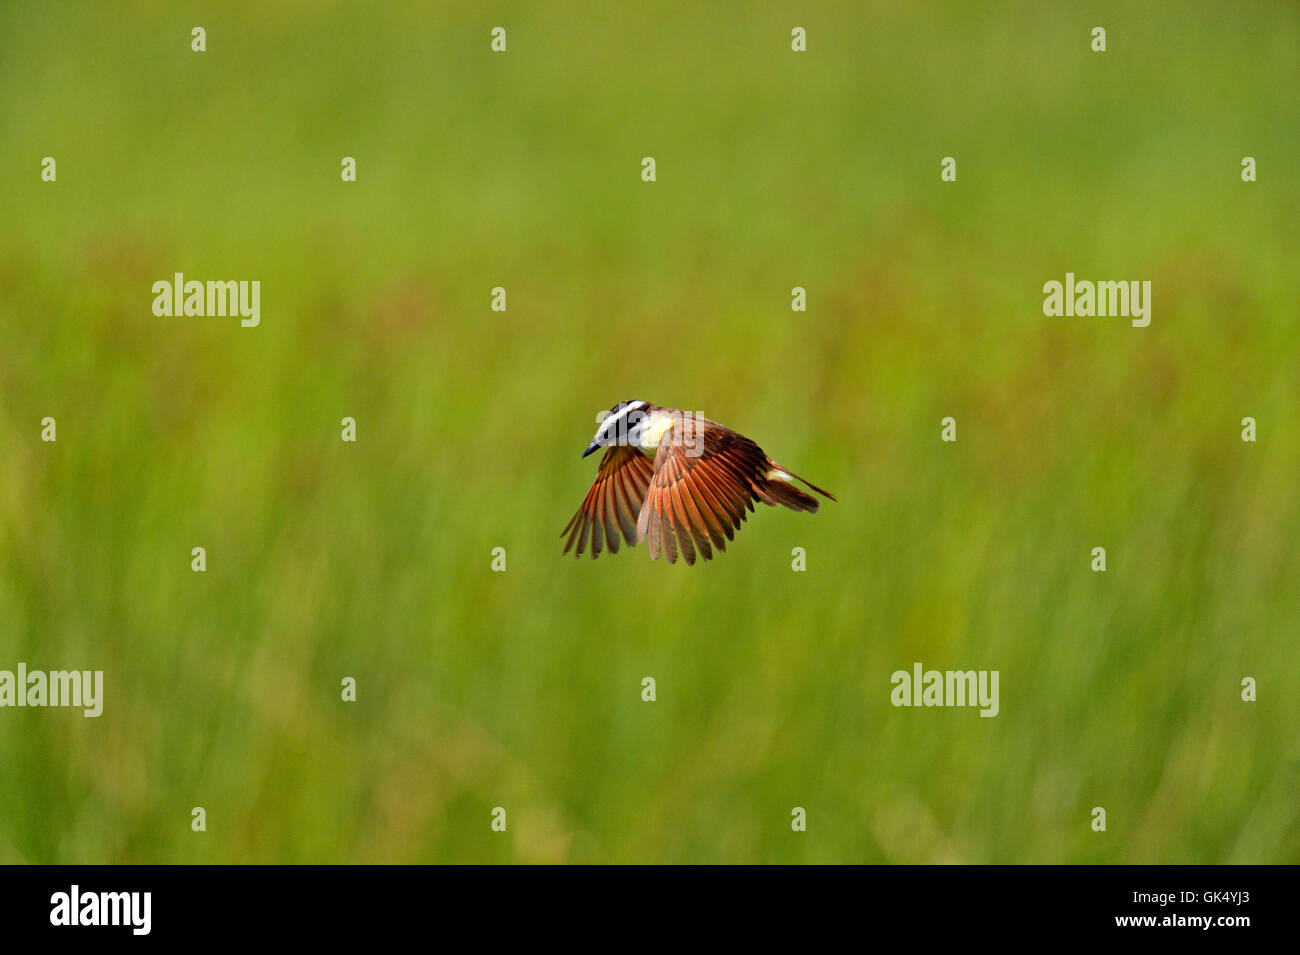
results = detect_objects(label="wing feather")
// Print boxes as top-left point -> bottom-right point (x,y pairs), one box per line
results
562,446 -> 655,559
638,421 -> 772,563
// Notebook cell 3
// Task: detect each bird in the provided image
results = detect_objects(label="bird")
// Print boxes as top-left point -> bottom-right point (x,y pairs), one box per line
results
561,400 -> 835,564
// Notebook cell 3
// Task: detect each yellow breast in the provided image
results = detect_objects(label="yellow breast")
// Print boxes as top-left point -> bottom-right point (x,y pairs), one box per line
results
640,413 -> 676,450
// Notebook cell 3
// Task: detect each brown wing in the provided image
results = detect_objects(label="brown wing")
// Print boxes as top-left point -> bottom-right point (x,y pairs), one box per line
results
636,425 -> 770,565
561,445 -> 655,558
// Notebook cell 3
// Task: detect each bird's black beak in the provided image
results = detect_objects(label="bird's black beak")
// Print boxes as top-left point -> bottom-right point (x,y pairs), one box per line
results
582,440 -> 601,459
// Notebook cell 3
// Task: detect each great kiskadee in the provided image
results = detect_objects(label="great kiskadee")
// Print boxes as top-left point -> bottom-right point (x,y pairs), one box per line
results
562,400 -> 836,564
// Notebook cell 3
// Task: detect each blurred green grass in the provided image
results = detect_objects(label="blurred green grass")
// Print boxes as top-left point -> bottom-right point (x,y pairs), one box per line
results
0,0 -> 1297,863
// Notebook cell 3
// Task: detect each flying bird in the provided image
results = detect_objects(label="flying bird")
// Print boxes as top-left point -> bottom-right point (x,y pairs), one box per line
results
562,400 -> 835,564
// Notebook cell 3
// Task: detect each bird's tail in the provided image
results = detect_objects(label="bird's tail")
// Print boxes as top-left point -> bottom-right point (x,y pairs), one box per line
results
759,460 -> 836,512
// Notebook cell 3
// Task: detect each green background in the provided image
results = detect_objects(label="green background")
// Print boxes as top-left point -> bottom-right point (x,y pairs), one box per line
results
1,1 -> 1296,863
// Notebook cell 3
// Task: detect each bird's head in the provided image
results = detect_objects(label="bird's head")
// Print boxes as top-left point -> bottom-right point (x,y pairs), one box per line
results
584,399 -> 650,457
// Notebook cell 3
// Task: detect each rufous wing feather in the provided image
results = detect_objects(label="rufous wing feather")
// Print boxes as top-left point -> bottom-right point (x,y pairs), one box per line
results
561,446 -> 655,558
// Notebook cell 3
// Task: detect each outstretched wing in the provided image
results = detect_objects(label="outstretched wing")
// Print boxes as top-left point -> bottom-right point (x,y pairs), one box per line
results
636,426 -> 770,565
561,445 -> 656,558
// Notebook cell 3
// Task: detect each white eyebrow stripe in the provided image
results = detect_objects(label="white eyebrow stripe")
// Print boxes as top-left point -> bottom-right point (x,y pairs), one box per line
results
596,400 -> 647,436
